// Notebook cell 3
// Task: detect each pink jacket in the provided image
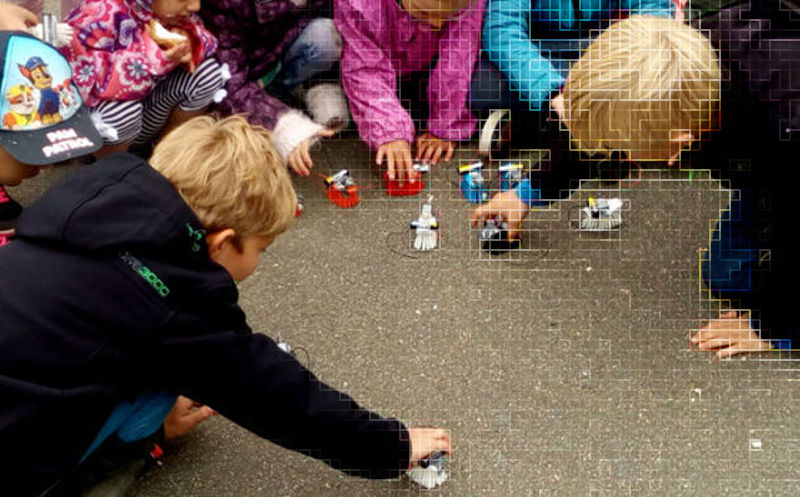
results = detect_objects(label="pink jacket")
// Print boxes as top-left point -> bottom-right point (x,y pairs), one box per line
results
335,0 -> 485,149
62,0 -> 217,106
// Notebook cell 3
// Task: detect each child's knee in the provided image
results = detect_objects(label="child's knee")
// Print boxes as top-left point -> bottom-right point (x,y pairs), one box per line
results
93,101 -> 145,145
181,59 -> 227,110
302,18 -> 343,63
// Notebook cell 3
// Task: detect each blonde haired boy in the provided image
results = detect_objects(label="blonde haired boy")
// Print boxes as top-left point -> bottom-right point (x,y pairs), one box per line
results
471,15 -> 721,237
0,115 -> 450,495
562,15 -> 720,162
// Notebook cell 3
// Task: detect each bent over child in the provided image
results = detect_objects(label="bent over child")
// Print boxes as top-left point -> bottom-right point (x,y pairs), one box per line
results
202,0 -> 350,176
0,115 -> 450,496
335,0 -> 486,184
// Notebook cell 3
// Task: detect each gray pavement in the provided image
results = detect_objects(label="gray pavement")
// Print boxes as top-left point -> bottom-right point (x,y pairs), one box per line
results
9,138 -> 800,496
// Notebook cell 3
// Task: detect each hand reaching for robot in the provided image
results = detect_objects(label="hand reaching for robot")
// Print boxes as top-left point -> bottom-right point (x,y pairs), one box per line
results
470,190 -> 528,240
289,128 -> 336,176
408,427 -> 452,468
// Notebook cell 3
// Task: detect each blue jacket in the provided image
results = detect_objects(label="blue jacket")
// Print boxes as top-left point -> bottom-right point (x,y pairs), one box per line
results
483,0 -> 673,111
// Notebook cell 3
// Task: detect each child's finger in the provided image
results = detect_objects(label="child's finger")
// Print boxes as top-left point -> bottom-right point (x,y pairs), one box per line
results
318,128 -> 336,138
291,151 -> 309,176
431,145 -> 444,165
301,142 -> 313,170
506,221 -> 523,240
12,6 -> 39,28
185,405 -> 216,427
693,329 -> 723,348
716,345 -> 744,359
431,430 -> 452,454
386,151 -> 395,180
376,147 -> 385,167
469,206 -> 490,228
422,142 -> 436,163
444,144 -> 455,163
697,335 -> 734,350
401,149 -> 414,184
395,150 -> 407,185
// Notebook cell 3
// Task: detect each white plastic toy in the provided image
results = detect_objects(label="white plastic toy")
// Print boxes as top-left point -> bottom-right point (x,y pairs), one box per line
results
407,451 -> 449,489
28,14 -> 73,48
579,197 -> 623,231
410,198 -> 439,251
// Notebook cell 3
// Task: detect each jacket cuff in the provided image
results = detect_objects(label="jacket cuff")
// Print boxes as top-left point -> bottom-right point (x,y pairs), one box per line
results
398,423 -> 412,473
515,178 -> 542,207
271,110 -> 323,161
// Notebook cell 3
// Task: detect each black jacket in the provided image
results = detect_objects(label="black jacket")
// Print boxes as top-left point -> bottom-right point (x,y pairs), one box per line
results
0,153 -> 409,496
695,1 -> 800,346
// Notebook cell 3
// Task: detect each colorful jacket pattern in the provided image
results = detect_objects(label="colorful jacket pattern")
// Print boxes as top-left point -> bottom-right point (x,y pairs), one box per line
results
61,0 -> 217,106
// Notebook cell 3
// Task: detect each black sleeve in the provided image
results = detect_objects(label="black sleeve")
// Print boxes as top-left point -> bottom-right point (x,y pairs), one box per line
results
697,2 -> 800,351
158,324 -> 411,479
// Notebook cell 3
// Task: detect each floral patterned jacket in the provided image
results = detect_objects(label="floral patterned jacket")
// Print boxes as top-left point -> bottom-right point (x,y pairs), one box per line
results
61,0 -> 217,106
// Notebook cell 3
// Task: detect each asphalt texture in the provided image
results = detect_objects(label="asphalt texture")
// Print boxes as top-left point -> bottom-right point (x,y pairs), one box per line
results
8,137 -> 800,497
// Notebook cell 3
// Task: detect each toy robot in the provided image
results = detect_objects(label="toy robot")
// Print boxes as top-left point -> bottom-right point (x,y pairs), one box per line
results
579,196 -> 623,231
410,200 -> 439,251
325,169 -> 359,208
480,218 -> 520,254
499,161 -> 524,191
407,451 -> 449,489
459,160 -> 489,204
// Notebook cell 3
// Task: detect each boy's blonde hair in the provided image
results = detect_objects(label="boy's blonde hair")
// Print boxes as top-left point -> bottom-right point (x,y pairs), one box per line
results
149,115 -> 296,241
563,16 -> 721,159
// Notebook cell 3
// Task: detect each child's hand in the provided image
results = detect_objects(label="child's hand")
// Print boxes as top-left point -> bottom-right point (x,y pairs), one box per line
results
469,190 -> 528,240
550,93 -> 567,123
376,140 -> 417,185
416,132 -> 455,165
288,128 -> 336,176
409,427 -> 452,468
691,310 -> 773,359
163,396 -> 217,440
163,41 -> 192,66
0,3 -> 38,31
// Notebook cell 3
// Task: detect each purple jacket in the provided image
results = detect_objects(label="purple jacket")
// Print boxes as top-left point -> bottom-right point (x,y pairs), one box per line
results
335,0 -> 485,149
202,0 -> 330,159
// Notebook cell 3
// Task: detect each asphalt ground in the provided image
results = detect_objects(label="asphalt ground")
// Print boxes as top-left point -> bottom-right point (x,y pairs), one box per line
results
9,136 -> 800,497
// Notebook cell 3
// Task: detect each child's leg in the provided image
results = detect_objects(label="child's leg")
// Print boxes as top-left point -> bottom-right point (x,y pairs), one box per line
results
273,18 -> 342,92
91,101 -> 145,158
43,393 -> 179,497
272,18 -> 348,130
134,58 -> 226,146
468,52 -> 529,116
81,392 -> 177,464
